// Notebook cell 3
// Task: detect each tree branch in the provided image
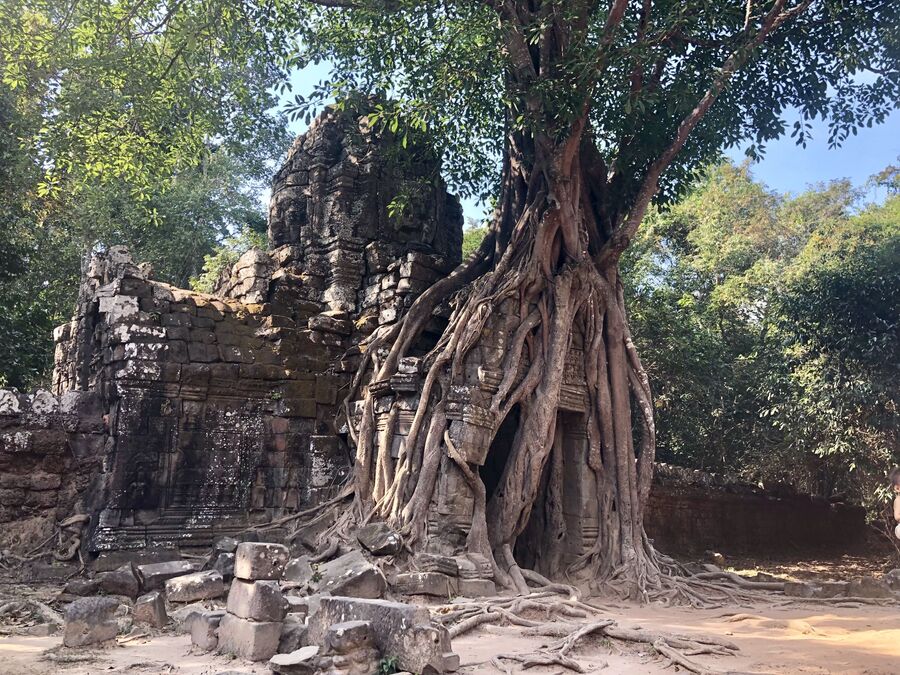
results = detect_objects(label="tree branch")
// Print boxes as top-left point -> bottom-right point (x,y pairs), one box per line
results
600,0 -> 813,265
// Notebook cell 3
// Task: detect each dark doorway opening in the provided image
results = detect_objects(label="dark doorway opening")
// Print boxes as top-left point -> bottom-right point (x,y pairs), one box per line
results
480,404 -> 520,503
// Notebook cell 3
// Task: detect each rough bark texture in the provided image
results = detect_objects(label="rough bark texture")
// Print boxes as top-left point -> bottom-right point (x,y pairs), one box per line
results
342,123 -> 667,597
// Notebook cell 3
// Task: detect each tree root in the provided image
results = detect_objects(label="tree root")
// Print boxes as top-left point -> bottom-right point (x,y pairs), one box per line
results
440,591 -> 740,673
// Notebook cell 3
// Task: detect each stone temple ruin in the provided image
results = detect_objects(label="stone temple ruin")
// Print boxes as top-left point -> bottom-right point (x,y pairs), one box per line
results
46,107 -> 462,553
1,106 -> 864,562
0,106 -> 873,671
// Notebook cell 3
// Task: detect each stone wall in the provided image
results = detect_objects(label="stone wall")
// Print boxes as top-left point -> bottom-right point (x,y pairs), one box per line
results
0,389 -> 105,552
644,463 -> 866,555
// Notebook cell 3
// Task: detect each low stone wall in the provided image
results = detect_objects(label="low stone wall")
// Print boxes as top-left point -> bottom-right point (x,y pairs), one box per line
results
644,463 -> 866,556
0,389 -> 105,552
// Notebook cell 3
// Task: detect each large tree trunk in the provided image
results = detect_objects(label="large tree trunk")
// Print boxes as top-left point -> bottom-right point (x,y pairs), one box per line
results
344,120 -> 663,598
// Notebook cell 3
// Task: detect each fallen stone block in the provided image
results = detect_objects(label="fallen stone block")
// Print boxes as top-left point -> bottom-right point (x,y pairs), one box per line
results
357,522 -> 401,556
217,612 -> 282,661
285,595 -> 310,618
279,614 -> 309,654
317,621 -> 381,675
213,552 -> 235,581
191,610 -> 226,651
98,563 -> 140,599
64,578 -> 100,597
63,596 -> 119,647
234,542 -> 290,581
309,596 -> 451,674
171,602 -> 211,634
165,570 -> 225,602
442,651 -> 461,672
133,591 -> 168,628
25,623 -> 58,637
283,556 -> 314,585
884,569 -> 900,591
848,576 -> 894,598
214,536 -> 240,554
783,581 -> 816,598
137,560 -> 197,591
269,645 -> 319,675
812,581 -> 848,598
324,620 -> 374,654
227,579 -> 287,622
315,550 -> 386,598
392,571 -> 452,597
456,578 -> 496,597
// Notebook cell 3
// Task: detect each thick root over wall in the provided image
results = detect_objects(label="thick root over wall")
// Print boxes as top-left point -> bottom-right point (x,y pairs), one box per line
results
312,129 -> 743,605
324,174 -> 668,599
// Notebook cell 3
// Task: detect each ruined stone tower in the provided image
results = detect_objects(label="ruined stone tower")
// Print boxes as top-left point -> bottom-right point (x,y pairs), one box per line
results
46,107 -> 461,552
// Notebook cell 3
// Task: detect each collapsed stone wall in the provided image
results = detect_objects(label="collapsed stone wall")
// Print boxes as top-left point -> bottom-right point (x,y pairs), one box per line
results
0,389 -> 105,552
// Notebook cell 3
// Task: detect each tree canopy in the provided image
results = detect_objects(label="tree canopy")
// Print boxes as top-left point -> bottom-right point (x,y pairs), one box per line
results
623,161 -> 899,511
0,0 -> 292,387
290,0 -> 899,211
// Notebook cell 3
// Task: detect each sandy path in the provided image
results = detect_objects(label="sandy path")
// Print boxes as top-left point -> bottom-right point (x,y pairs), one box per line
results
453,601 -> 900,674
2,601 -> 899,674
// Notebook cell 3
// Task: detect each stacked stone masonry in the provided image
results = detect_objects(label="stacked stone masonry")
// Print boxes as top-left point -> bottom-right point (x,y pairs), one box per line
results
0,389 -> 105,552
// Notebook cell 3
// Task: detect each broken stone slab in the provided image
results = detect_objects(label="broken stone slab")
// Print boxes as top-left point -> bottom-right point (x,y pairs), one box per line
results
234,542 -> 290,581
324,620 -> 375,654
217,612 -> 282,661
848,576 -> 894,598
191,610 -> 226,651
314,549 -> 386,599
414,553 -> 459,577
165,570 -> 225,602
63,596 -> 120,647
227,579 -> 287,622
269,645 -> 319,675
64,578 -> 100,597
456,578 -> 497,598
391,571 -> 453,597
98,563 -> 140,599
356,522 -> 401,556
283,556 -> 314,585
309,596 -> 453,674
279,614 -> 309,653
133,591 -> 168,628
136,560 -> 197,591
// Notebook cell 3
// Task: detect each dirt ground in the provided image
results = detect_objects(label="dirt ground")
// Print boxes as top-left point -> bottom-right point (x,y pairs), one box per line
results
2,552 -> 899,675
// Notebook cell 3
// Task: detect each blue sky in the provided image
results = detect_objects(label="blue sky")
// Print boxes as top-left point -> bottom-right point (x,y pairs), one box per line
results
283,64 -> 900,222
